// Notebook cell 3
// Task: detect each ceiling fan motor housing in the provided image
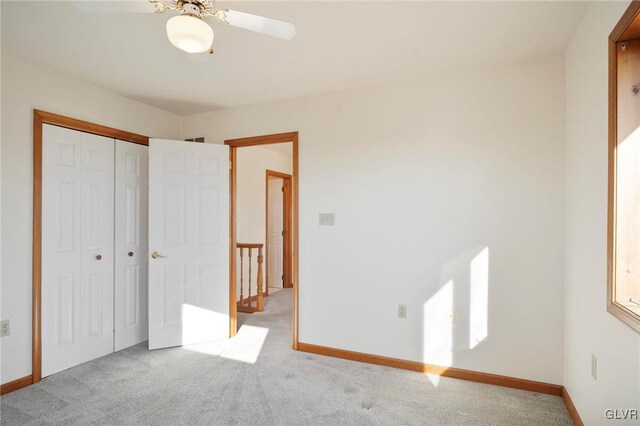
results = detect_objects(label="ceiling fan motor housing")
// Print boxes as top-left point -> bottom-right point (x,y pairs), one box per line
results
181,2 -> 202,18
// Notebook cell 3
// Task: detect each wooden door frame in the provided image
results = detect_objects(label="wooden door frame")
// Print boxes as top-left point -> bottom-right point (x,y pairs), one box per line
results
265,169 -> 293,293
225,132 -> 299,349
29,110 -> 148,387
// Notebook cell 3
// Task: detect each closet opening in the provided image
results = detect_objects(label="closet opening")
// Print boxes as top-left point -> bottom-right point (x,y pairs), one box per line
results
31,110 -> 150,384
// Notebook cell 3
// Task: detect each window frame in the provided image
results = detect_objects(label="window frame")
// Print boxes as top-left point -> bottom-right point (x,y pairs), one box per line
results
607,1 -> 640,333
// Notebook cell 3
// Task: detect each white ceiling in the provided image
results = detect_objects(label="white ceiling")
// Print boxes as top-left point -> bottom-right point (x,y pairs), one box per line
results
1,1 -> 588,115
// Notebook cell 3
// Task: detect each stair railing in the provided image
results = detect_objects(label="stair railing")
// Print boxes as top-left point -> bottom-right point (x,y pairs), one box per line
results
237,243 -> 264,313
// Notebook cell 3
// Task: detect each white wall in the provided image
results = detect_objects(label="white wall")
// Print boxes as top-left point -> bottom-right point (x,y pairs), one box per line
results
565,2 -> 640,424
183,54 -> 566,384
0,55 -> 182,384
0,10 -> 4,378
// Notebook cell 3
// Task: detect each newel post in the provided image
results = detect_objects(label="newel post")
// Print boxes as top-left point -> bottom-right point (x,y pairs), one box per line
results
257,246 -> 264,312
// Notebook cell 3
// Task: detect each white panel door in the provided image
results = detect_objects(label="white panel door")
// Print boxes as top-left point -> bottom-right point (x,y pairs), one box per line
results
114,140 -> 149,351
148,139 -> 229,350
42,124 -> 114,377
267,178 -> 284,288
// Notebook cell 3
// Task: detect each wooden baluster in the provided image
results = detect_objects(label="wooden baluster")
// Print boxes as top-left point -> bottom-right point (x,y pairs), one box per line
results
248,247 -> 253,308
236,243 -> 265,313
239,247 -> 244,305
257,246 -> 264,312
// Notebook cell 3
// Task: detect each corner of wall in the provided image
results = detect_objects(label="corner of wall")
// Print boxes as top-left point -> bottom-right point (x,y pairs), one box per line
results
563,1 -> 640,424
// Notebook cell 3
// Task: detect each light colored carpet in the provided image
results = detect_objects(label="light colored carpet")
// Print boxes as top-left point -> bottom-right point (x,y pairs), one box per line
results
1,289 -> 571,425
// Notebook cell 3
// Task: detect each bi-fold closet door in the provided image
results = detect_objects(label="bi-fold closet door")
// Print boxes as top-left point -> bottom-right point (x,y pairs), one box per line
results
42,124 -> 148,377
114,141 -> 148,352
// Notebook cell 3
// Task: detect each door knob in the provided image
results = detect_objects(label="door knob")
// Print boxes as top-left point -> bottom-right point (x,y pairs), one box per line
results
151,251 -> 167,259
128,251 -> 134,257
96,254 -> 102,260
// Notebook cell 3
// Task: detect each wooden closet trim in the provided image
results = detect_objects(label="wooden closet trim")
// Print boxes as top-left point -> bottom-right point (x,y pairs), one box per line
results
35,110 -> 149,145
225,132 -> 299,349
31,110 -> 149,388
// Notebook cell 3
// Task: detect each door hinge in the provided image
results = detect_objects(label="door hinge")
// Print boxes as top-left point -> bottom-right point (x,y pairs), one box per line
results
282,274 -> 284,281
282,230 -> 285,236
229,160 -> 233,170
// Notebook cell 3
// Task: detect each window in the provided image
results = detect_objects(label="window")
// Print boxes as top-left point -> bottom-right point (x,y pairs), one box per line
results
608,3 -> 640,332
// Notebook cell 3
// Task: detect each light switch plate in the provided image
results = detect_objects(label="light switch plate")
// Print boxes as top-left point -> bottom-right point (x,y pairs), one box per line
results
319,213 -> 335,226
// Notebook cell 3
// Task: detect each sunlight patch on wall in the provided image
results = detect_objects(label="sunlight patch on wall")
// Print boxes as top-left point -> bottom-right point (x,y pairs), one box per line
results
469,247 -> 489,349
423,280 -> 454,369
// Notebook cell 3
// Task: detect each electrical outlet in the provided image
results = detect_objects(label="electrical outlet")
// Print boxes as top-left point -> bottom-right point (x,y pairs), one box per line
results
591,354 -> 597,380
319,213 -> 335,226
0,320 -> 10,337
398,304 -> 407,319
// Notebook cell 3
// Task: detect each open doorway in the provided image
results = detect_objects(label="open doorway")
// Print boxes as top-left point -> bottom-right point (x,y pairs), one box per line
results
225,133 -> 299,349
266,169 -> 293,293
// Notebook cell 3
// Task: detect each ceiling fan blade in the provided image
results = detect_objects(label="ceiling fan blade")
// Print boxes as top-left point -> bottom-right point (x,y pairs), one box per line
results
215,9 -> 296,40
72,0 -> 156,14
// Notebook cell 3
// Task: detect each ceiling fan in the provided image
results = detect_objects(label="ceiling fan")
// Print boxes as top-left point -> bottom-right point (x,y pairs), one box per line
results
74,0 -> 296,55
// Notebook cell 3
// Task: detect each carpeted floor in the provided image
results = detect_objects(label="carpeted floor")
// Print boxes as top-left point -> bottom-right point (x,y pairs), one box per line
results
1,289 -> 572,425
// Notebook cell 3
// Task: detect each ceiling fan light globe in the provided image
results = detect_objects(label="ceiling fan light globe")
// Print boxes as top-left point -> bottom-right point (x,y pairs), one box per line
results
166,15 -> 214,53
